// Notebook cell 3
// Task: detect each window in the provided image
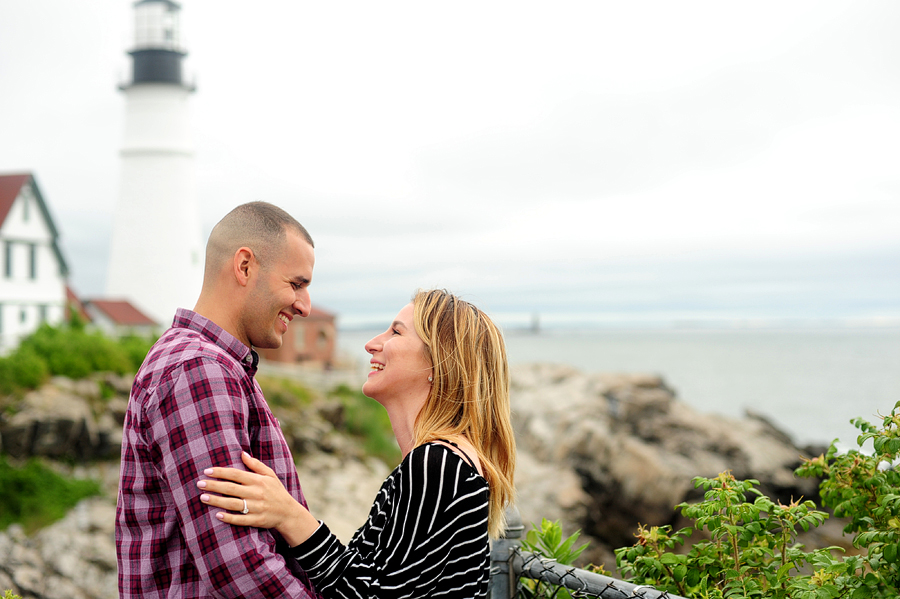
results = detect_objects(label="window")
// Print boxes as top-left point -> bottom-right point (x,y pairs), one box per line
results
4,241 -> 11,278
20,309 -> 27,323
22,196 -> 29,221
39,305 -> 48,323
29,244 -> 37,279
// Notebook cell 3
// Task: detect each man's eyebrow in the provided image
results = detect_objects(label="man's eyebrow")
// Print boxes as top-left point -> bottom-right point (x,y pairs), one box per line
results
290,276 -> 311,285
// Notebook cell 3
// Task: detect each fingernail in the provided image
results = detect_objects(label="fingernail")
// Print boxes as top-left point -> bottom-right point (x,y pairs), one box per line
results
216,512 -> 225,520
204,468 -> 213,476
242,451 -> 250,458
197,480 -> 207,488
200,494 -> 210,502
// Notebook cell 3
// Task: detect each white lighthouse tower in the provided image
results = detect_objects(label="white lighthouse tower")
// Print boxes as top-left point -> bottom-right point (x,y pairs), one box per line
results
107,0 -> 202,326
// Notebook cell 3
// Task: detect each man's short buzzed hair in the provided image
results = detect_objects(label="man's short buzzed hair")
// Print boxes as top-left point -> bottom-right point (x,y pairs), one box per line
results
204,202 -> 313,278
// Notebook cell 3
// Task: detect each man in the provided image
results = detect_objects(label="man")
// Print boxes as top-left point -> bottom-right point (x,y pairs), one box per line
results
116,202 -> 319,598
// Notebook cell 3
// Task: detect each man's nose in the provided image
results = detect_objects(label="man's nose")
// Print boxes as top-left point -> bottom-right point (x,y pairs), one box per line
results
294,291 -> 311,317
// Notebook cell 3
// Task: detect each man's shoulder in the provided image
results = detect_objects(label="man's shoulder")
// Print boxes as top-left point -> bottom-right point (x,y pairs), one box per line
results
137,327 -> 242,384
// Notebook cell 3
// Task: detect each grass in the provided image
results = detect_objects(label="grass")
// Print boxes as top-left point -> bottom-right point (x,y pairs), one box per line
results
257,376 -> 316,408
329,384 -> 401,467
0,456 -> 102,534
257,376 -> 399,466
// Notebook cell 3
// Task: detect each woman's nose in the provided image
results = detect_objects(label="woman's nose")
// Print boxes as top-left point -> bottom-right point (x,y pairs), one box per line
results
364,332 -> 386,354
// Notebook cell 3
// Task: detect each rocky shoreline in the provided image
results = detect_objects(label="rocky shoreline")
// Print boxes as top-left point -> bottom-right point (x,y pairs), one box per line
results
0,364 -> 847,598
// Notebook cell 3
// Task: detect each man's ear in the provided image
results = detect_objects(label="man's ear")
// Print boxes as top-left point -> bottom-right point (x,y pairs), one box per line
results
233,247 -> 255,287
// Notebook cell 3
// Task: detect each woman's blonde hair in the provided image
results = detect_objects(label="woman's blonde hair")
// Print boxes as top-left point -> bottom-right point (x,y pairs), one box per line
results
410,289 -> 516,538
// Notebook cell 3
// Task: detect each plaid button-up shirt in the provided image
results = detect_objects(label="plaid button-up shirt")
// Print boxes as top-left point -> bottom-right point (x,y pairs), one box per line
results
116,308 -> 319,598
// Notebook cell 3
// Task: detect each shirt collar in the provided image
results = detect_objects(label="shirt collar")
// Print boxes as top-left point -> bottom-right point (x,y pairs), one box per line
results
172,308 -> 260,376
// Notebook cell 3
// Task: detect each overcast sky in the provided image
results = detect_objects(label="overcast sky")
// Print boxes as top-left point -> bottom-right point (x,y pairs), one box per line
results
1,1 -> 898,328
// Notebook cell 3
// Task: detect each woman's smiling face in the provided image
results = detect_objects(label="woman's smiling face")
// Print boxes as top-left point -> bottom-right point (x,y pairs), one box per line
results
362,303 -> 433,407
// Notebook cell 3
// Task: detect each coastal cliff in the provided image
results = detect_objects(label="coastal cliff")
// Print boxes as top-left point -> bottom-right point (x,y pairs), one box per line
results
0,364 -> 840,597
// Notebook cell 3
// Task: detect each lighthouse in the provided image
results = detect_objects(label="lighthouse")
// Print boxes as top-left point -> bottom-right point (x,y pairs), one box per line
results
107,0 -> 202,326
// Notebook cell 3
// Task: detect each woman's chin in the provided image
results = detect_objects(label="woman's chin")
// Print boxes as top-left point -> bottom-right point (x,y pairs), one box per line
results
360,381 -> 378,401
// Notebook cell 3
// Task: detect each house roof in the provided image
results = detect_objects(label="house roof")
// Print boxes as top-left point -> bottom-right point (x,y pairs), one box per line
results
66,286 -> 91,322
87,299 -> 158,326
308,306 -> 336,321
0,173 -> 31,224
0,172 -> 70,276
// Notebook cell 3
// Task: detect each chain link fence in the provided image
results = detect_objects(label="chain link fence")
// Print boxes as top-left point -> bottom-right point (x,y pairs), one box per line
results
488,507 -> 687,599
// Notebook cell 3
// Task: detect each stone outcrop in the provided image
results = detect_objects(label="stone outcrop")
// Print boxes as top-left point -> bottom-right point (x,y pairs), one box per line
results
0,375 -> 129,460
0,499 -> 117,599
510,363 -> 827,566
1,364 -> 839,595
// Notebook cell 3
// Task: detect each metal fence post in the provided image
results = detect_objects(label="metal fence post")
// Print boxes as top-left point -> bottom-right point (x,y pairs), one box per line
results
488,505 -> 525,599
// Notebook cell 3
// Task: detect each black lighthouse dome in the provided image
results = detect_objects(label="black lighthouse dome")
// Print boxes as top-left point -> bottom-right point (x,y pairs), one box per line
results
124,0 -> 194,89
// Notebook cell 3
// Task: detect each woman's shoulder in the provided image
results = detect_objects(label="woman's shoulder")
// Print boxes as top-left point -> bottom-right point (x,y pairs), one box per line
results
404,441 -> 485,482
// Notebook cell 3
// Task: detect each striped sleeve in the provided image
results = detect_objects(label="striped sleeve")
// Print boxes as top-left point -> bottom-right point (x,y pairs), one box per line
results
290,444 -> 491,598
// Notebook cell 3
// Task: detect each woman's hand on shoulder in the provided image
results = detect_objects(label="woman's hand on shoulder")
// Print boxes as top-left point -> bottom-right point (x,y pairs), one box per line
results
197,451 -> 317,545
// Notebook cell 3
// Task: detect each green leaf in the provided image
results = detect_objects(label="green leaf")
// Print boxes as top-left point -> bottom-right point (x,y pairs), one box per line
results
851,585 -> 873,599
659,553 -> 680,565
686,568 -> 700,587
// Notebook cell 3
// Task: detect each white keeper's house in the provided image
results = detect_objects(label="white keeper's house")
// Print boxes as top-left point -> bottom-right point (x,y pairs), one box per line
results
0,173 -> 69,353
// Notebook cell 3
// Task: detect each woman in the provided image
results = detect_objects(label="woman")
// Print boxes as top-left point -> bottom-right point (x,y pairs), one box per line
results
197,289 -> 516,598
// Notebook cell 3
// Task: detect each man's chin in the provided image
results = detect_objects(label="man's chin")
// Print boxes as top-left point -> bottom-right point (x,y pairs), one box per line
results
253,335 -> 284,351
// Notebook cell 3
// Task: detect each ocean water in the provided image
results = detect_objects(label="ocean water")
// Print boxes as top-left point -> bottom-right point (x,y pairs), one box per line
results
336,327 -> 900,448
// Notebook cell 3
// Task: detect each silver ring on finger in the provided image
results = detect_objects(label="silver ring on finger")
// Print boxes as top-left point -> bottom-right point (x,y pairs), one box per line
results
241,499 -> 249,515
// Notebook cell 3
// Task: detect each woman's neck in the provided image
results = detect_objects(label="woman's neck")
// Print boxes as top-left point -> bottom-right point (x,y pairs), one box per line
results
385,394 -> 428,458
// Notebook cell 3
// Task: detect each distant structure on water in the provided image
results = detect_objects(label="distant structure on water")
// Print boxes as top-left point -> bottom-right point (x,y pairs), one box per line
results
106,0 -> 203,326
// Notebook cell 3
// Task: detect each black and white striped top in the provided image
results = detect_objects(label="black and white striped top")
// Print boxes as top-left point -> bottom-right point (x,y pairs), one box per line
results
290,442 -> 491,598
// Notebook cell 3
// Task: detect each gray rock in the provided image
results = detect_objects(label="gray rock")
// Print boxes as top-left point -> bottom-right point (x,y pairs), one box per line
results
0,571 -> 16,596
1,498 -> 118,599
510,363 -> 820,555
12,565 -> 45,596
1,387 -> 99,459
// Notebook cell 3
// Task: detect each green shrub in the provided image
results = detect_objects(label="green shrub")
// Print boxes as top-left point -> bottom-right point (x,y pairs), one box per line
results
0,456 -> 102,533
519,519 -> 607,599
0,323 -> 154,395
258,376 -> 315,408
796,404 -> 900,594
516,401 -> 900,598
330,383 -> 400,466
608,400 -> 900,598
0,348 -> 50,395
19,324 -> 132,378
0,358 -> 12,395
11,347 -> 49,389
118,334 -> 155,371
